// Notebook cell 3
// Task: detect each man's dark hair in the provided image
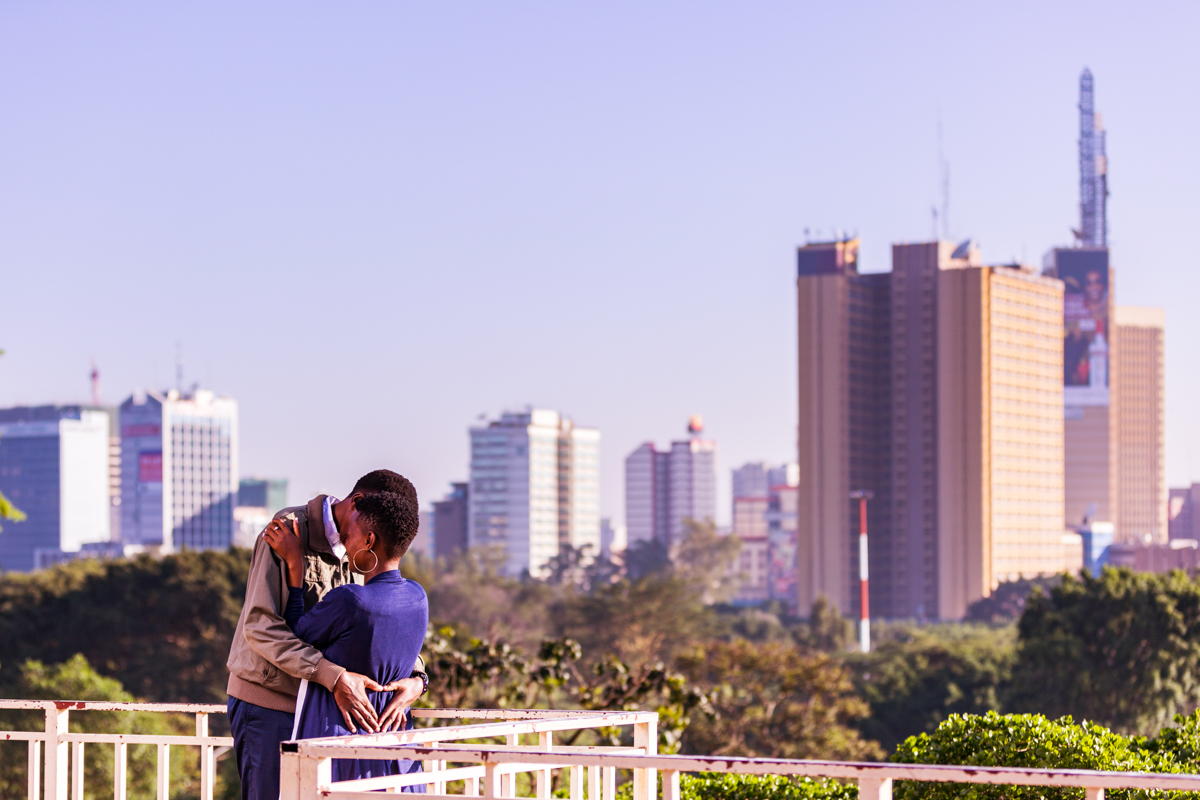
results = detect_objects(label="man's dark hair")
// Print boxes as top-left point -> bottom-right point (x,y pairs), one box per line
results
355,491 -> 419,559
352,470 -> 417,508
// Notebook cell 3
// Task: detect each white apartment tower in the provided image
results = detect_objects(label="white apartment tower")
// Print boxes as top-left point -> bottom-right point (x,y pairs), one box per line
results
120,389 -> 239,551
468,409 -> 600,576
624,418 -> 717,549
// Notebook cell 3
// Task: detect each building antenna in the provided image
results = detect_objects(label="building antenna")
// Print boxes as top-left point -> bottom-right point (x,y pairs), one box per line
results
175,342 -> 184,393
938,115 -> 950,241
89,359 -> 101,406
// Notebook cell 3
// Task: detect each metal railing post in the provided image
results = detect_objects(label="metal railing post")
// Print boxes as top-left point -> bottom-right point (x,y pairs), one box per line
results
44,703 -> 69,800
1087,788 -> 1106,800
483,760 -> 502,799
633,719 -> 657,800
71,741 -> 85,800
662,770 -> 680,800
298,753 -> 331,799
279,750 -> 301,800
156,743 -> 171,800
859,777 -> 893,800
197,712 -> 214,800
27,740 -> 41,800
537,730 -> 552,800
113,742 -> 127,800
570,764 -> 584,800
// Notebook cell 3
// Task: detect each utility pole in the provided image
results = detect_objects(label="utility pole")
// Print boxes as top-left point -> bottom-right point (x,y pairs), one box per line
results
850,490 -> 874,652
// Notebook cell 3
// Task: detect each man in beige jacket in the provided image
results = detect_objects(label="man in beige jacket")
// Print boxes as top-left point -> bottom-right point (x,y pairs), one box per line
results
225,469 -> 426,800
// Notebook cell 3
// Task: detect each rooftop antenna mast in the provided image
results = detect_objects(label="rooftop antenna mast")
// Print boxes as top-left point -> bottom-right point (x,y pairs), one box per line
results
938,115 -> 950,241
175,342 -> 184,393
1077,68 -> 1108,247
89,359 -> 100,406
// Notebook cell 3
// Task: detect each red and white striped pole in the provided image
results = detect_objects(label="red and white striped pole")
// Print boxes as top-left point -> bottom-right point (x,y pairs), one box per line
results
850,490 -> 874,653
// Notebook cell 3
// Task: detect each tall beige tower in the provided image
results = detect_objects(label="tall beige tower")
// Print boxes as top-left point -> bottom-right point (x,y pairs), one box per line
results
1114,306 -> 1166,542
937,264 -> 1066,619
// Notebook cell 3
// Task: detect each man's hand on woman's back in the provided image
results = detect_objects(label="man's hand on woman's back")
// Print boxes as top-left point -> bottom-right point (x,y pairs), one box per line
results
378,677 -> 424,732
332,671 -> 385,732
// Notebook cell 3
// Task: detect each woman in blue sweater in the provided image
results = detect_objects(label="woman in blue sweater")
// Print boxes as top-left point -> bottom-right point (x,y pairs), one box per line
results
265,490 -> 429,786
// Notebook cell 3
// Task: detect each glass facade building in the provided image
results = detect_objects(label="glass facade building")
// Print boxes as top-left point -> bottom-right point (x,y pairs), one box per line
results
0,406 -> 112,572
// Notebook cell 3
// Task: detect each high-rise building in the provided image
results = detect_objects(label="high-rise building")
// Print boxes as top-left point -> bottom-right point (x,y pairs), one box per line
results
120,389 -> 238,551
766,483 -> 799,609
729,460 -> 800,607
468,409 -> 599,576
1115,306 -> 1166,542
599,517 -> 627,559
936,260 -> 1066,618
795,238 -> 892,618
1169,485 -> 1200,540
1044,247 -> 1116,530
623,418 -> 717,550
0,406 -> 113,572
238,478 -> 288,512
433,482 -> 469,560
797,238 -> 1067,620
233,477 -> 288,549
624,443 -> 669,547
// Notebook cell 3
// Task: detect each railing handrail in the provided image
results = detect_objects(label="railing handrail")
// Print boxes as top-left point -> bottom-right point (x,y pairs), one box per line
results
0,699 -> 228,713
310,745 -> 1200,793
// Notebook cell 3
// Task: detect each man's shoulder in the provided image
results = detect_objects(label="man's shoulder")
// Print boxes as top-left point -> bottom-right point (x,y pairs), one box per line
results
273,504 -> 308,522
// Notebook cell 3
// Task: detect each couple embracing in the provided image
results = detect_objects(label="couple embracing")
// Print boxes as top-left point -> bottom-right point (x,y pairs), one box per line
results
225,470 -> 430,799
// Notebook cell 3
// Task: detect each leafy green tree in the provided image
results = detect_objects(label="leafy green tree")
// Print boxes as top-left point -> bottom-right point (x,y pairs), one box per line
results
846,625 -> 1016,751
0,549 -> 249,702
799,595 -> 854,653
965,576 -> 1062,625
0,350 -> 24,529
673,519 -> 742,604
677,639 -> 884,761
1010,567 -> 1200,734
554,574 -> 715,667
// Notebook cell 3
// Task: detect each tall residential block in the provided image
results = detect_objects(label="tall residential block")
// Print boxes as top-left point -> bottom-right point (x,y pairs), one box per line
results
1115,306 -> 1166,542
468,409 -> 599,576
795,238 -> 891,618
0,406 -> 112,571
623,419 -> 717,550
797,238 -> 1067,620
120,389 -> 238,551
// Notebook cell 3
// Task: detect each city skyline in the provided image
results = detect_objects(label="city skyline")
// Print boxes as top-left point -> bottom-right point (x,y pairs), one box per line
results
2,3 -> 1198,528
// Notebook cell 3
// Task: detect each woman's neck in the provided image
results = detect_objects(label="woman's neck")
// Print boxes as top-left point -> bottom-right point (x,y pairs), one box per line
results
363,555 -> 401,583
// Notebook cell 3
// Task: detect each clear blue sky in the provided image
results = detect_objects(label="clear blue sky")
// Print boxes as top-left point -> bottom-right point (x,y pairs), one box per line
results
2,2 -> 1197,525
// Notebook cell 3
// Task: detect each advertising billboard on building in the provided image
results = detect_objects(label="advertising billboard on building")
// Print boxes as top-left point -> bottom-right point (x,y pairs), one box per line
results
1056,249 -> 1110,406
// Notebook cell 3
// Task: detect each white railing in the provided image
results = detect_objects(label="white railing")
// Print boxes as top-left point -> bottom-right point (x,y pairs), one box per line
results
10,702 -> 1200,800
0,699 -> 232,800
281,708 -> 1200,800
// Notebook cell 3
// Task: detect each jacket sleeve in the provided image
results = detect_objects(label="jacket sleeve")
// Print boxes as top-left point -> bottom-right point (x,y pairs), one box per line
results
240,533 -> 347,692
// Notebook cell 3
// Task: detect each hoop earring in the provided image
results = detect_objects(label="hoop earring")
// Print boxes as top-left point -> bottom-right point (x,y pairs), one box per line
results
352,548 -> 379,574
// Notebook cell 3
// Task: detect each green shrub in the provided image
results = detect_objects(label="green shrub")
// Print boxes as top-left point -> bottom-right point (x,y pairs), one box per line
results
613,773 -> 856,800
891,711 -> 1194,800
